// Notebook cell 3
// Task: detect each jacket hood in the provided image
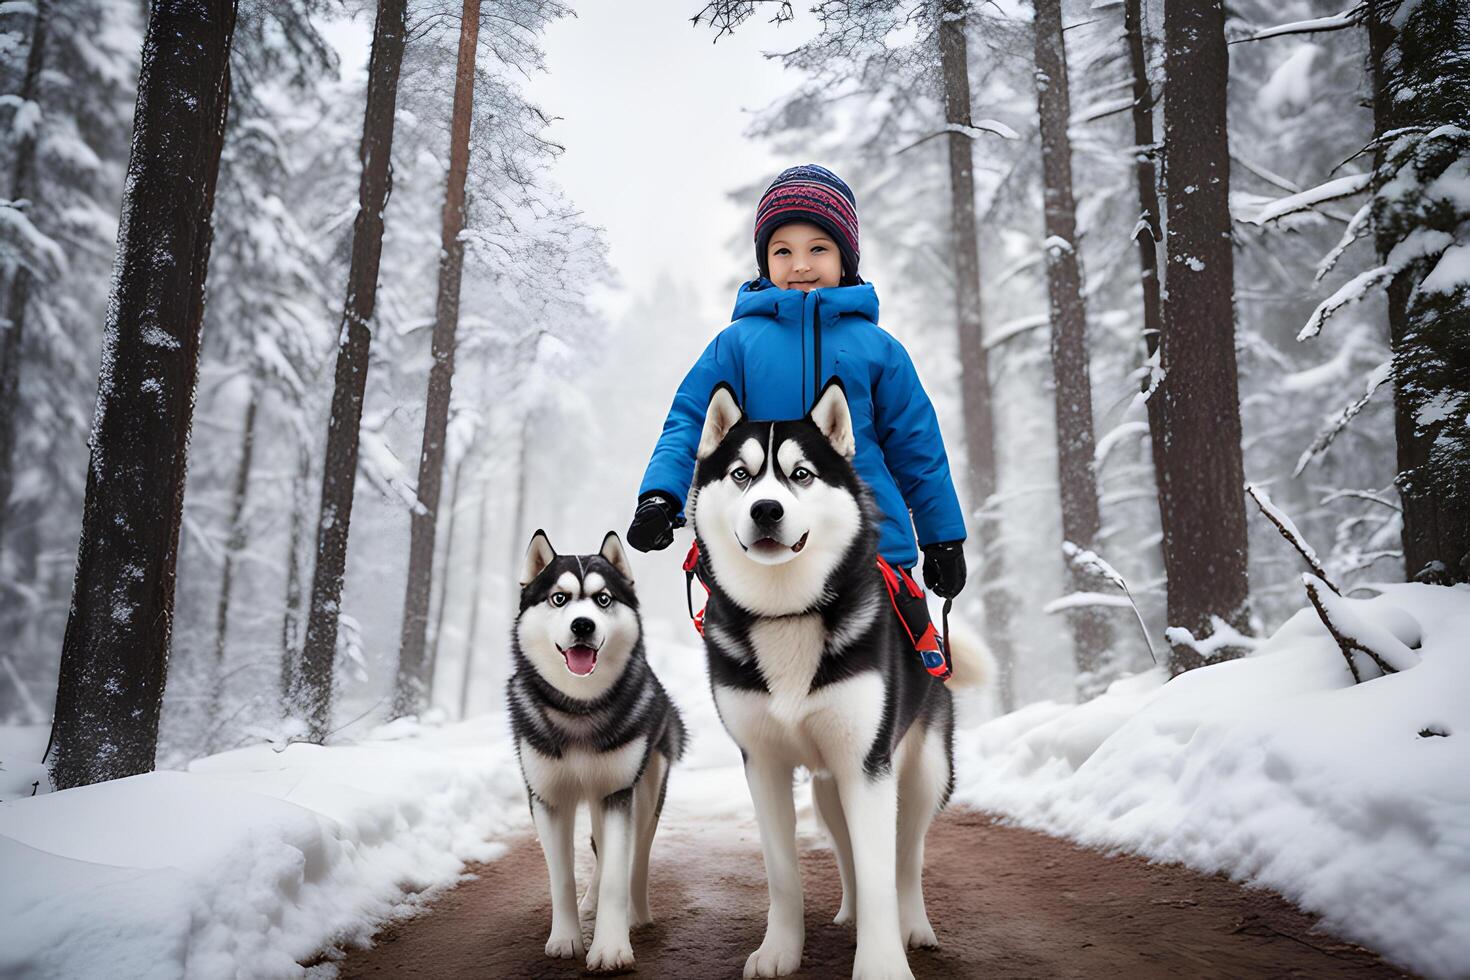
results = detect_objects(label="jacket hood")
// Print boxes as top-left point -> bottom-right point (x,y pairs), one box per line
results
731,278 -> 880,324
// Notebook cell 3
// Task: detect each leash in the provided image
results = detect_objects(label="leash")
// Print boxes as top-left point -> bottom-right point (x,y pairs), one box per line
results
681,541 -> 951,681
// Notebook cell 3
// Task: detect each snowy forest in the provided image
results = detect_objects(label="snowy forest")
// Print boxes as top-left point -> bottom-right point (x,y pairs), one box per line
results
0,0 -> 1467,978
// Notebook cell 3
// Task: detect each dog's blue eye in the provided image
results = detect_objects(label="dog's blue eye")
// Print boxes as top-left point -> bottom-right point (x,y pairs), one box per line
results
550,593 -> 568,607
595,592 -> 612,608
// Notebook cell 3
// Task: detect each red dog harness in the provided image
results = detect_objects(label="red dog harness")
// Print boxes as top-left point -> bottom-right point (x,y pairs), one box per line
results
682,541 -> 952,681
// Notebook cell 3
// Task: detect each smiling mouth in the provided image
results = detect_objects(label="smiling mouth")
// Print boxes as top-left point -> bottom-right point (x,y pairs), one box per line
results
557,643 -> 599,676
743,531 -> 809,555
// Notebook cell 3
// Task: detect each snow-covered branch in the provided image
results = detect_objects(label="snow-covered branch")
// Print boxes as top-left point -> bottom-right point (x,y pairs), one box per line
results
1302,574 -> 1420,682
1247,172 -> 1371,227
1246,484 -> 1338,593
1230,5 -> 1364,44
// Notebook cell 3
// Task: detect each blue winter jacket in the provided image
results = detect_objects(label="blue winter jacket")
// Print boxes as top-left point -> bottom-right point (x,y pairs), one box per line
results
639,279 -> 966,568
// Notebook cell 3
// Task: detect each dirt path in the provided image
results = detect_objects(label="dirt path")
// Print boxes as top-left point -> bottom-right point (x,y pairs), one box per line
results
337,808 -> 1403,979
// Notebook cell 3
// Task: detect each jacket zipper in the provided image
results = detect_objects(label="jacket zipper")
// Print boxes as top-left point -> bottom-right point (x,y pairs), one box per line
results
812,295 -> 823,410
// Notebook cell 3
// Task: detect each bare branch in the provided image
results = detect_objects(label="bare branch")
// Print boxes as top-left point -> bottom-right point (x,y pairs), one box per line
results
1247,484 -> 1339,593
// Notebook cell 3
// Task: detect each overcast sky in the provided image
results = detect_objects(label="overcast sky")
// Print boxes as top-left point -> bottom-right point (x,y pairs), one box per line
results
521,3 -> 820,324
322,3 -> 824,324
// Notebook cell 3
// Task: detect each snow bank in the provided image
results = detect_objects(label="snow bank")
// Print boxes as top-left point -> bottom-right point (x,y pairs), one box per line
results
953,582 -> 1470,978
0,715 -> 527,979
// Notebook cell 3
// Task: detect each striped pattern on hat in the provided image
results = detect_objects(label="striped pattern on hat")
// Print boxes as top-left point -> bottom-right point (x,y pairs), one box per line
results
754,164 -> 860,285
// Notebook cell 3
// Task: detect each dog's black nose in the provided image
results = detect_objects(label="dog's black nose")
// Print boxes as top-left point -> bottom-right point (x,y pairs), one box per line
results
750,499 -> 784,526
570,617 -> 596,638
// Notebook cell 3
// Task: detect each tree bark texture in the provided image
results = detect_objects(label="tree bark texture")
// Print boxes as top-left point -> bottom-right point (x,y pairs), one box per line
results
299,0 -> 408,742
1032,0 -> 1113,693
395,0 -> 481,718
280,443 -> 311,716
1157,0 -> 1251,673
1123,0 -> 1172,560
1366,0 -> 1469,583
939,0 -> 1017,710
429,456 -> 465,688
48,0 -> 237,790
209,379 -> 259,739
0,0 -> 48,562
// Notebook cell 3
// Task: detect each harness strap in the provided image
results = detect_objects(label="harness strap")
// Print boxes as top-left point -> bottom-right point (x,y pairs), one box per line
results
682,542 -> 951,681
683,540 -> 710,636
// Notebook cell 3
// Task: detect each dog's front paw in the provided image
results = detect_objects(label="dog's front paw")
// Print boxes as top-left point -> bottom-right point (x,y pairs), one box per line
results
544,930 -> 584,959
851,944 -> 914,980
585,939 -> 635,973
743,940 -> 802,977
902,919 -> 939,949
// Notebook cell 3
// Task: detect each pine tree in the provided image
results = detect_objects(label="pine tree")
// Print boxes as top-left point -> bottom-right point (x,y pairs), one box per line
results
1155,0 -> 1252,672
939,0 -> 1019,709
1368,0 -> 1470,582
1031,0 -> 1114,694
297,0 -> 409,742
395,0 -> 483,718
48,0 -> 238,789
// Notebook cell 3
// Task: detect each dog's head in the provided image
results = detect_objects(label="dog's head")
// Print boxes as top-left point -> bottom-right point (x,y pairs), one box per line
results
516,530 -> 641,698
690,380 -> 869,615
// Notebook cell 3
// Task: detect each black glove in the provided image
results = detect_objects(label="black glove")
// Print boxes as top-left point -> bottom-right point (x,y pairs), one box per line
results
922,540 -> 967,599
626,492 -> 683,553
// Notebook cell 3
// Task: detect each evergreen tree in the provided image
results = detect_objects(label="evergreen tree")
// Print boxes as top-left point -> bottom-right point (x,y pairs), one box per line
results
48,0 -> 238,789
1368,0 -> 1470,582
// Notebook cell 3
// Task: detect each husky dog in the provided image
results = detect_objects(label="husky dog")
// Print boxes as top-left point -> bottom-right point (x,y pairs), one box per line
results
689,380 -> 986,980
509,530 -> 686,972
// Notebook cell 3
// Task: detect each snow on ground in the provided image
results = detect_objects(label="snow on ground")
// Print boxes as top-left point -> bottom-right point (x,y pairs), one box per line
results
953,582 -> 1470,979
0,615 -> 752,980
0,714 -> 528,979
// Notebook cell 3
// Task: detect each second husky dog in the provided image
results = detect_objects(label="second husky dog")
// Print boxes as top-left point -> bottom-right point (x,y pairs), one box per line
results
510,530 -> 685,972
689,380 -> 987,980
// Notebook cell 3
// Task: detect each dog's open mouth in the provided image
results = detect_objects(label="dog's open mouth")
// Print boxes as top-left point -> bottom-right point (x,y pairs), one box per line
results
559,644 -> 598,676
748,531 -> 809,556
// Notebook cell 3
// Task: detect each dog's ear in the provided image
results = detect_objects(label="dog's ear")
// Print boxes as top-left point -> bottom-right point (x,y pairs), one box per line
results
599,531 -> 635,585
520,529 -> 556,586
810,379 -> 855,458
697,383 -> 744,460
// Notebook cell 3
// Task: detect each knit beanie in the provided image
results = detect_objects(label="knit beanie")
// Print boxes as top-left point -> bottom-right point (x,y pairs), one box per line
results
754,164 -> 861,286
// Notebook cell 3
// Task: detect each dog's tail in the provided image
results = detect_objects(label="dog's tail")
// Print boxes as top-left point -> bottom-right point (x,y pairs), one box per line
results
943,618 -> 994,690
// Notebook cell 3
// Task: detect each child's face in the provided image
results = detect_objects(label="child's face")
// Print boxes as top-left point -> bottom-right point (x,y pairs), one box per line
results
766,222 -> 842,291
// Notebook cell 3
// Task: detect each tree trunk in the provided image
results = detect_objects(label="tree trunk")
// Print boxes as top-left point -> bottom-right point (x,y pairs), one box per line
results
1366,0 -> 1467,582
395,0 -> 481,718
47,0 -> 236,790
208,379 -> 259,741
429,455 -> 465,684
280,442 -> 311,716
938,0 -> 1016,711
1032,0 -> 1113,695
1156,0 -> 1251,673
458,471 -> 492,721
0,0 -> 48,563
1124,0 -> 1171,631
298,0 -> 408,743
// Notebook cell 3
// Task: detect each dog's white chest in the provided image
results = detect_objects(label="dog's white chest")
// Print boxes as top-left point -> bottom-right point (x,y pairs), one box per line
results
713,615 -> 886,777
749,614 -> 826,721
518,735 -> 647,807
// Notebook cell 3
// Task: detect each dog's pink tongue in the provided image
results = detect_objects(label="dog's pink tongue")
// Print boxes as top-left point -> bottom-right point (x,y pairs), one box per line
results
564,646 -> 597,676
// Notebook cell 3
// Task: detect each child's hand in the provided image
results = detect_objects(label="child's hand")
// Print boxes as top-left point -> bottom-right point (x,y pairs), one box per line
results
922,541 -> 967,599
627,493 -> 681,552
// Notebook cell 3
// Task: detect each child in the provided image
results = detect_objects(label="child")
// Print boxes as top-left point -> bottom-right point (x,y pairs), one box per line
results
627,164 -> 967,596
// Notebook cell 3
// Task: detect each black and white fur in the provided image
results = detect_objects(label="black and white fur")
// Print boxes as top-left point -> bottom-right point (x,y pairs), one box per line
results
509,530 -> 686,972
690,381 -> 986,980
